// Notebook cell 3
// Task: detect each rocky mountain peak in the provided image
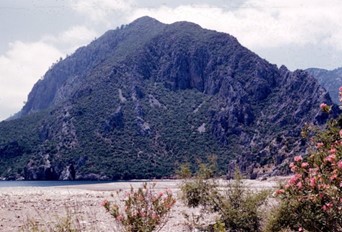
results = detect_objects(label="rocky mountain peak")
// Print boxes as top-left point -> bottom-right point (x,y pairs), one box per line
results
130,16 -> 162,26
307,67 -> 342,104
0,17 -> 334,180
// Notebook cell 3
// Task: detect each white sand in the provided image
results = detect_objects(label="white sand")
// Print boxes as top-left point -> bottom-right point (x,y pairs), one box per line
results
0,179 -> 282,232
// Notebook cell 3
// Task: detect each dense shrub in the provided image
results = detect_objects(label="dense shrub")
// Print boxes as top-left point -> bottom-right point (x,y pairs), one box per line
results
181,176 -> 218,209
180,162 -> 269,231
103,183 -> 176,232
266,90 -> 342,232
180,160 -> 219,209
215,171 -> 269,232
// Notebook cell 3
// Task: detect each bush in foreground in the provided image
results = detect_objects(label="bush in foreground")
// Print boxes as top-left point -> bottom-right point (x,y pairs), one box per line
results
267,98 -> 342,231
180,161 -> 270,232
103,183 -> 176,232
179,160 -> 219,209
20,208 -> 83,232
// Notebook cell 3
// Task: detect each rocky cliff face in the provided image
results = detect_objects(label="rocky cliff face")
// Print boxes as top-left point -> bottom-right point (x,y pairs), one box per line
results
307,67 -> 342,104
0,17 -> 333,180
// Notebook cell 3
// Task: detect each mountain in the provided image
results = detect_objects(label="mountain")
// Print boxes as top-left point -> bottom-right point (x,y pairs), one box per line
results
306,67 -> 342,104
0,17 -> 333,180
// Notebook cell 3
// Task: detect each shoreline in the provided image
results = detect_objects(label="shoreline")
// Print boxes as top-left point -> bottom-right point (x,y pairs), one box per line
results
0,176 -> 288,190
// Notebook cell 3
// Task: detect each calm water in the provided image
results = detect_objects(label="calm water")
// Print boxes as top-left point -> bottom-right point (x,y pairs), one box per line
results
0,180 -> 115,188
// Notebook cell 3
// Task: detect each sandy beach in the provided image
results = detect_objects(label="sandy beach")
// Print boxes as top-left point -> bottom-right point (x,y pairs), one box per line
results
0,179 -> 281,232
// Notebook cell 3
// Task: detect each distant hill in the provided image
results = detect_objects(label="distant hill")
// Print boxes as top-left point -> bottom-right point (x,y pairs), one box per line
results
0,16 -> 333,180
307,67 -> 342,104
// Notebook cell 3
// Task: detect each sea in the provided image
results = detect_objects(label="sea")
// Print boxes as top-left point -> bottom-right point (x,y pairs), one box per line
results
0,180 -> 115,188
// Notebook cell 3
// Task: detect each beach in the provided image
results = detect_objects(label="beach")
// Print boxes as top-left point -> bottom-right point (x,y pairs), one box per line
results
0,179 -> 281,231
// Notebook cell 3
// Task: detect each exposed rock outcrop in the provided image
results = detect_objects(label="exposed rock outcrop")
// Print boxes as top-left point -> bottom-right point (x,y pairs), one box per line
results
307,67 -> 342,104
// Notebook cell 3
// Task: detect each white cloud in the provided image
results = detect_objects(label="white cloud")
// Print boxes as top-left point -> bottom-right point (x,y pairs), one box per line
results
58,26 -> 97,45
42,25 -> 98,53
0,41 -> 63,120
71,0 -> 134,24
0,25 -> 97,120
67,0 -> 342,53
128,0 -> 342,51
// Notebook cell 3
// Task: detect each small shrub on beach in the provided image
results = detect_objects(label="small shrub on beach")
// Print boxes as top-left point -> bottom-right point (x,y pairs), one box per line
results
180,161 -> 269,231
20,209 -> 82,232
216,171 -> 269,232
176,163 -> 192,179
181,177 -> 218,209
180,159 -> 219,210
103,183 -> 176,232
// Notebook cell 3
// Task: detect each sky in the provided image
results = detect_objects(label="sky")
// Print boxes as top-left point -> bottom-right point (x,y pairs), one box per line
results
1,0 -> 342,121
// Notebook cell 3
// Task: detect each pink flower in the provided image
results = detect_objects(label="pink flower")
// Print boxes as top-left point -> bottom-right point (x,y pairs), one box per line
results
320,103 -> 327,109
329,174 -> 337,181
301,162 -> 309,168
316,142 -> 324,149
310,177 -> 316,188
339,86 -> 342,92
296,181 -> 303,189
339,130 -> 342,138
325,154 -> 336,163
318,184 -> 328,190
323,202 -> 333,211
320,103 -> 331,112
309,168 -> 318,175
338,161 -> 342,169
289,162 -> 297,172
319,103 -> 331,113
289,174 -> 300,185
151,213 -> 158,220
328,148 -> 336,154
294,156 -> 303,162
275,189 -> 285,195
116,215 -> 124,222
101,199 -> 109,207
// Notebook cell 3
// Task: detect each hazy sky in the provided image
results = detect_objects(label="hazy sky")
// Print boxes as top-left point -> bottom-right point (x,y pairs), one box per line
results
1,0 -> 342,120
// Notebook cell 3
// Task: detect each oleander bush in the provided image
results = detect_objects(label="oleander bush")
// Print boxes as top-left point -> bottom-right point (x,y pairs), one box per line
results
103,182 -> 176,232
266,89 -> 342,232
